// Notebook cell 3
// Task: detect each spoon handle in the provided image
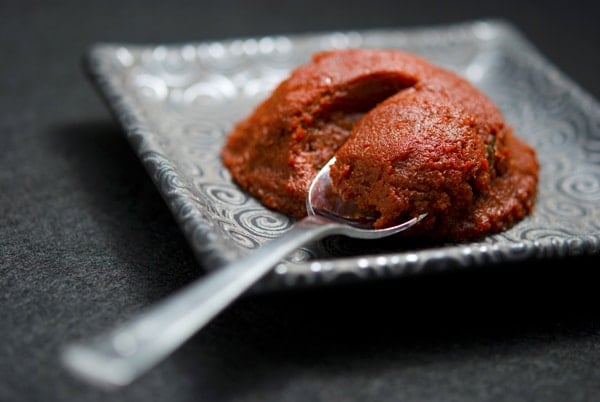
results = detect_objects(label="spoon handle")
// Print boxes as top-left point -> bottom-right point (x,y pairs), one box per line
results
61,215 -> 340,388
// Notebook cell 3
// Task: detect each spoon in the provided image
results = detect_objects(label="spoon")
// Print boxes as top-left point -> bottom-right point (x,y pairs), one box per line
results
61,157 -> 425,388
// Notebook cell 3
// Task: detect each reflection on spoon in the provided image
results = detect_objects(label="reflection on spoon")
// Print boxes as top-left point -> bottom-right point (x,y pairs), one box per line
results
61,156 -> 426,388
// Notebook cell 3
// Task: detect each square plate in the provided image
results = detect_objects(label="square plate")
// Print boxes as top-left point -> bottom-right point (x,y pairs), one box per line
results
85,19 -> 600,292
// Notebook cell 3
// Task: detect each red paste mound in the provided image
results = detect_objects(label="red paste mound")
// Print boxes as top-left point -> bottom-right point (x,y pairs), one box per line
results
221,49 -> 538,241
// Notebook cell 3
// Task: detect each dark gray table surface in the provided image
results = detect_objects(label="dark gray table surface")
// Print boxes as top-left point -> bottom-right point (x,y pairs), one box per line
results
1,1 -> 599,401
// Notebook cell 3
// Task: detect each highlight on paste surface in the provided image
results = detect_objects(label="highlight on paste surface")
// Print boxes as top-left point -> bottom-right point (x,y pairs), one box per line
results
221,48 -> 539,241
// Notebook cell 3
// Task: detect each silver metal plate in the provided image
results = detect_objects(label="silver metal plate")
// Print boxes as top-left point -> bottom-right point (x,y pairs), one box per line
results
85,20 -> 600,291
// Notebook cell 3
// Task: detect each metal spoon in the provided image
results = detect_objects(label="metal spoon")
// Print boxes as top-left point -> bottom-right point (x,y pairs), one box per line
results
61,157 -> 425,388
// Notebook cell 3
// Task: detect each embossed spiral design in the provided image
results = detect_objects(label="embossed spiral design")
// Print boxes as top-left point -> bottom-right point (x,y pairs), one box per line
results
544,198 -> 588,218
558,170 -> 600,202
180,120 -> 225,146
217,219 -> 260,250
183,75 -> 237,105
202,183 -> 248,206
234,208 -> 293,239
143,152 -> 186,194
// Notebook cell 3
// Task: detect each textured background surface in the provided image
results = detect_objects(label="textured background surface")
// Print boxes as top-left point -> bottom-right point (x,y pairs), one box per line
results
1,1 -> 599,401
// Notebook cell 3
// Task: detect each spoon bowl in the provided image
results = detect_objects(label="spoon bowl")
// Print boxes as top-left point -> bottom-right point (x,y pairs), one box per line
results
62,156 -> 425,388
307,157 -> 422,236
